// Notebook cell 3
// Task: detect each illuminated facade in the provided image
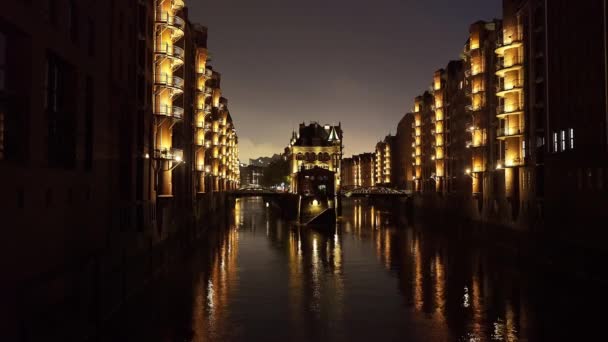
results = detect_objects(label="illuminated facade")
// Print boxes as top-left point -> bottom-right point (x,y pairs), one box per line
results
395,113 -> 415,190
437,61 -> 469,195
374,135 -> 396,186
341,157 -> 355,190
353,153 -> 376,188
287,122 -> 343,193
495,1 -> 526,216
463,21 -> 500,205
412,92 -> 436,193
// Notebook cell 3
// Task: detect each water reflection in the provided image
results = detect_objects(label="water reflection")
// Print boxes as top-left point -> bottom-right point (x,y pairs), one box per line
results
110,197 -> 601,341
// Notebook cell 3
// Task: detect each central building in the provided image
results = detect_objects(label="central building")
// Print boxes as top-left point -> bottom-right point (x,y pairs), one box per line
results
287,122 -> 343,194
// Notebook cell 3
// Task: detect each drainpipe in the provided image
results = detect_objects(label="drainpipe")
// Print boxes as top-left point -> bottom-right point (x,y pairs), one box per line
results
545,0 -> 550,154
604,0 -> 608,147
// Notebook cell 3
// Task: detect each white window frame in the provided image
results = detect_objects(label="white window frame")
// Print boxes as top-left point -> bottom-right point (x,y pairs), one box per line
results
553,132 -> 558,152
569,128 -> 575,149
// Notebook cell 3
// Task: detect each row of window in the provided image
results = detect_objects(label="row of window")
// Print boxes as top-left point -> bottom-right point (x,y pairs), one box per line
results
552,128 -> 575,153
36,0 -> 96,56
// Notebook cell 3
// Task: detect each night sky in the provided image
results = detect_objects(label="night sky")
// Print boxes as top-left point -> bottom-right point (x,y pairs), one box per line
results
187,0 -> 501,162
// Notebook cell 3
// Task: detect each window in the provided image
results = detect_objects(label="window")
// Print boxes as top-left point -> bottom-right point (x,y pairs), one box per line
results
88,19 -> 95,56
560,130 -> 566,151
45,54 -> 76,169
44,57 -> 60,112
84,76 -> 93,170
68,1 -> 78,44
0,31 -> 6,91
569,128 -> 575,149
44,0 -> 57,25
553,132 -> 558,152
522,140 -> 526,158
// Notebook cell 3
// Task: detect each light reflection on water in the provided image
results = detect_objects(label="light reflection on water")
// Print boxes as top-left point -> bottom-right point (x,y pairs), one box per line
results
110,197 -> 604,341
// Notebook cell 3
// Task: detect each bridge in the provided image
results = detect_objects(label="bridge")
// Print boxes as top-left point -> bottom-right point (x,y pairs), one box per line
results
342,187 -> 412,198
228,187 -> 288,198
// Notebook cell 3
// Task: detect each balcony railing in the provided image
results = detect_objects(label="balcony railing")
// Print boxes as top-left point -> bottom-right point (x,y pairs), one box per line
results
496,56 -> 524,71
496,104 -> 524,116
154,147 -> 183,161
465,104 -> 482,112
155,43 -> 184,60
154,104 -> 183,119
172,0 -> 185,11
496,31 -> 523,49
154,73 -> 184,90
497,126 -> 524,138
155,12 -> 186,31
497,157 -> 524,168
197,67 -> 214,78
496,79 -> 524,94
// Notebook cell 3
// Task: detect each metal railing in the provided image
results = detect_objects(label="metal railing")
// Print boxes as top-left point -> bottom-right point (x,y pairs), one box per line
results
154,104 -> 183,119
497,157 -> 524,168
496,79 -> 524,93
154,147 -> 183,161
496,31 -> 523,48
172,0 -> 185,11
497,126 -> 524,138
155,43 -> 184,60
155,12 -> 186,30
154,73 -> 184,90
496,56 -> 524,71
496,104 -> 524,115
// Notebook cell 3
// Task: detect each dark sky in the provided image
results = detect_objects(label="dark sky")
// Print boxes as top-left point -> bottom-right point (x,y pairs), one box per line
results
187,0 -> 501,161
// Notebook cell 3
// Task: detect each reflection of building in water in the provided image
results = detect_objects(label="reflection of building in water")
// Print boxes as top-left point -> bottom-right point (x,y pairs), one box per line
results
191,226 -> 239,341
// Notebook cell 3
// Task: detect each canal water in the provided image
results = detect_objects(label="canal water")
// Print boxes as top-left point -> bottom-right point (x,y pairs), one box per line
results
106,197 -> 604,341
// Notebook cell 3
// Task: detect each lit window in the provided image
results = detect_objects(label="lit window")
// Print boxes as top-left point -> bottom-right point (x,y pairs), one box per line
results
553,132 -> 558,152
569,128 -> 575,149
561,130 -> 566,151
522,140 -> 526,158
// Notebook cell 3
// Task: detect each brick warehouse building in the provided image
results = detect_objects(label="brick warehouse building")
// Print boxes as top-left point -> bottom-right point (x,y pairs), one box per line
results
0,1 -> 240,339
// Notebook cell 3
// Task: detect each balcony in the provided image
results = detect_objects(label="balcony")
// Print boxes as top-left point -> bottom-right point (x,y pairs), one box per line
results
496,104 -> 524,117
155,12 -> 185,40
496,79 -> 524,96
497,157 -> 524,168
495,57 -> 524,76
154,104 -> 183,120
154,73 -> 184,92
155,43 -> 184,60
198,68 -> 213,78
172,0 -> 185,11
465,104 -> 484,112
495,34 -> 523,54
497,126 -> 524,139
154,147 -> 183,161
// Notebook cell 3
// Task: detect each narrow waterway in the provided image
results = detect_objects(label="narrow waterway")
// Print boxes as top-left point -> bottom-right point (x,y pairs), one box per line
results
106,197 -> 605,341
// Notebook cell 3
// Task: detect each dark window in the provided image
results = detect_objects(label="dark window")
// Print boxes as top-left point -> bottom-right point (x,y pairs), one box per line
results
84,76 -> 93,170
68,1 -> 79,44
45,188 -> 53,208
44,0 -> 57,25
0,31 -> 5,91
88,19 -> 95,56
46,54 -> 76,169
